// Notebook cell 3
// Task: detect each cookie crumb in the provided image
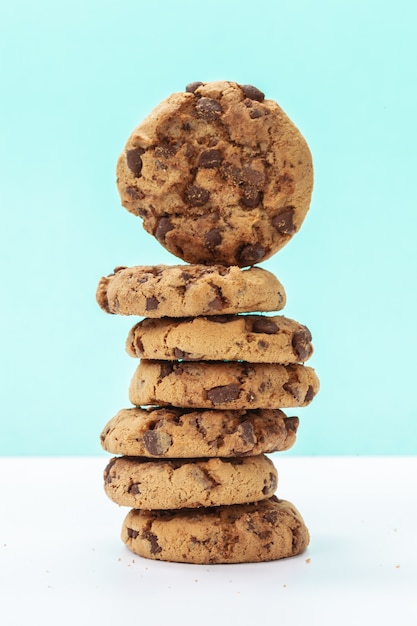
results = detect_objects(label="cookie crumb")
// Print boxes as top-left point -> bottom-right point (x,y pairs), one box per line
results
395,564 -> 400,569
305,558 -> 311,564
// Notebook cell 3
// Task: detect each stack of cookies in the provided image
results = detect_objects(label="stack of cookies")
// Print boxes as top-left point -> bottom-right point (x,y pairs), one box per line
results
97,81 -> 319,564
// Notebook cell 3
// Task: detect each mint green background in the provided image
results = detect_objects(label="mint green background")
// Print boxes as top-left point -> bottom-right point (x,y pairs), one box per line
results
1,0 -> 416,455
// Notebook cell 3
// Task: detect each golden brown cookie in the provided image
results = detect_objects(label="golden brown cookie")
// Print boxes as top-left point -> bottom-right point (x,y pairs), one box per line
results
129,360 -> 319,409
126,314 -> 313,363
116,81 -> 313,267
100,406 -> 299,457
96,264 -> 286,317
121,496 -> 310,563
103,455 -> 277,509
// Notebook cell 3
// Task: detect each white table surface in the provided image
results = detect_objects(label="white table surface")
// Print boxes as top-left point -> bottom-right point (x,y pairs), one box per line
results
1,456 -> 416,625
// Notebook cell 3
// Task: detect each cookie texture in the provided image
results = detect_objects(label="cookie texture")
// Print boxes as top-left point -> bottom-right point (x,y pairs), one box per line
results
116,80 -> 313,267
121,496 -> 309,564
96,264 -> 285,317
126,314 -> 313,363
103,454 -> 277,509
100,406 -> 299,457
129,360 -> 319,410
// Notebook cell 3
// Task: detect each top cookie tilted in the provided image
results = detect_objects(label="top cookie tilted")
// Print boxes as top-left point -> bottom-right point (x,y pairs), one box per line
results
116,80 -> 313,267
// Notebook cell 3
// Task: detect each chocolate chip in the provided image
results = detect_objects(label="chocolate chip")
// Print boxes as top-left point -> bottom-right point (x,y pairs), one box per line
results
264,510 -> 279,524
240,187 -> 262,208
155,217 -> 174,242
283,382 -> 303,403
204,228 -> 222,250
126,147 -> 145,177
304,385 -> 316,403
103,458 -> 117,483
198,149 -> 223,168
207,383 -> 240,405
126,186 -> 145,200
237,243 -> 266,266
272,207 -> 296,235
238,421 -> 255,444
142,530 -> 162,554
195,97 -> 222,121
160,363 -> 174,378
208,297 -> 223,310
128,483 -> 141,495
243,166 -> 264,185
143,430 -> 173,455
252,317 -> 279,334
249,109 -> 263,119
127,527 -> 139,539
174,347 -> 190,359
184,184 -> 210,206
285,416 -> 299,433
185,81 -> 203,93
146,296 -> 159,311
292,328 -> 313,361
241,84 -> 265,102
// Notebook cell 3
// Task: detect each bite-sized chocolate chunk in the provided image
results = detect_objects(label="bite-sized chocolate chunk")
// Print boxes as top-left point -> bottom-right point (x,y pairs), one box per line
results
186,81 -> 204,93
127,527 -> 139,539
142,530 -> 162,554
159,363 -> 174,378
207,383 -> 240,405
292,328 -> 313,361
241,84 -> 265,102
195,97 -> 222,121
126,147 -> 145,177
143,430 -> 173,455
146,296 -> 159,311
204,228 -> 222,250
272,207 -> 296,235
252,317 -> 279,334
198,149 -> 223,168
239,420 -> 256,444
304,385 -> 316,403
237,243 -> 266,266
155,216 -> 174,242
240,187 -> 263,208
183,184 -> 210,206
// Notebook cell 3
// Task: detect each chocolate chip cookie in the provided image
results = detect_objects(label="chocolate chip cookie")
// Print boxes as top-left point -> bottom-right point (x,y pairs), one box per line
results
121,496 -> 310,564
116,80 -> 313,267
129,360 -> 319,410
96,264 -> 286,317
126,314 -> 313,363
100,406 -> 299,457
103,454 -> 277,509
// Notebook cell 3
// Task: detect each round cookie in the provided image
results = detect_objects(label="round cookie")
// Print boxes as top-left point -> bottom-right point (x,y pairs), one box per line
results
96,264 -> 286,317
116,81 -> 313,267
121,496 -> 310,564
129,360 -> 319,410
100,406 -> 299,457
103,455 -> 277,510
126,314 -> 313,363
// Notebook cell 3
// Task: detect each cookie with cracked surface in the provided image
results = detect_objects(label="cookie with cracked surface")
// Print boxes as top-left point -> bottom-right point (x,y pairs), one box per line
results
103,454 -> 277,510
116,80 -> 313,267
121,496 -> 309,564
100,406 -> 299,457
126,314 -> 313,363
129,360 -> 319,410
96,264 -> 286,317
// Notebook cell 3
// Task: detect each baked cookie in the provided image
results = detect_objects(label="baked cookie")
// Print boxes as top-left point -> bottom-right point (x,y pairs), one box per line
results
129,360 -> 319,410
96,264 -> 285,317
121,496 -> 309,564
100,406 -> 299,457
103,455 -> 277,509
126,314 -> 313,363
116,81 -> 313,267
